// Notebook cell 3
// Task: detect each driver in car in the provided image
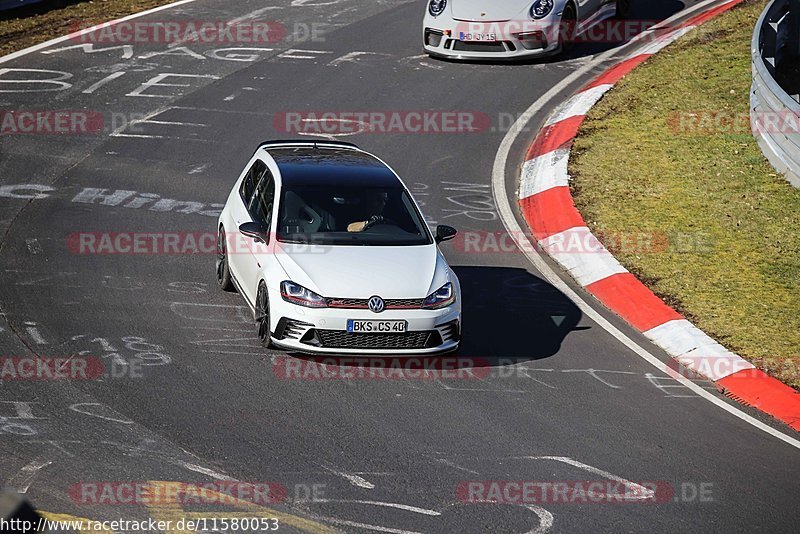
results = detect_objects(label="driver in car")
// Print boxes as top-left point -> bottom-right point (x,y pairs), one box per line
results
348,190 -> 389,232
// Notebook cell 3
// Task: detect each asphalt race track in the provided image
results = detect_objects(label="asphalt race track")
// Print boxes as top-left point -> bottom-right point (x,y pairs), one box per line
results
0,0 -> 798,532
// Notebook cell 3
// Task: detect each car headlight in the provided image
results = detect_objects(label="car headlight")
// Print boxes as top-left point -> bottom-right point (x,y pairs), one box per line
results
429,0 -> 447,17
422,282 -> 455,309
280,281 -> 327,308
530,0 -> 554,19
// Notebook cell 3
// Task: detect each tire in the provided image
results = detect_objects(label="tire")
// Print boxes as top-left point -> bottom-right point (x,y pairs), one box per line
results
616,0 -> 630,19
216,226 -> 234,292
559,3 -> 577,53
256,282 -> 274,349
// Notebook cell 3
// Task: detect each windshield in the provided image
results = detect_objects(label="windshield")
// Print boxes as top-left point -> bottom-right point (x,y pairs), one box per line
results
277,185 -> 432,246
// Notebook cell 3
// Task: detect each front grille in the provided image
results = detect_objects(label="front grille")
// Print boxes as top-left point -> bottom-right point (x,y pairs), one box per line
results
450,40 -> 508,53
326,298 -> 424,309
311,330 -> 441,349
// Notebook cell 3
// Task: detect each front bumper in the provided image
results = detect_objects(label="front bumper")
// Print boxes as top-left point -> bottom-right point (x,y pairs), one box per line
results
422,18 -> 561,61
268,288 -> 461,355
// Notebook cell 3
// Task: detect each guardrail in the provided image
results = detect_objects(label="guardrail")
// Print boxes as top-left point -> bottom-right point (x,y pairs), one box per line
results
751,0 -> 800,188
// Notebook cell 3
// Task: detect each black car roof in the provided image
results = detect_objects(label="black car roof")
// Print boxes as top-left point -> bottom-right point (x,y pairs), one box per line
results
266,146 -> 402,188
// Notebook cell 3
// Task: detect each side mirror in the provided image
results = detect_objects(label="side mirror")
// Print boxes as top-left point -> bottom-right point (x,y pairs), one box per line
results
239,222 -> 267,243
435,225 -> 457,244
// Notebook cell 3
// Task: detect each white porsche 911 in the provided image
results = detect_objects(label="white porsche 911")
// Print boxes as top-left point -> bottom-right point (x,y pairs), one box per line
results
423,0 -> 630,60
216,140 -> 462,354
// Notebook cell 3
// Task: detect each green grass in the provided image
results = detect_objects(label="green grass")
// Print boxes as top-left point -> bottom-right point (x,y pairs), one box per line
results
569,0 -> 800,388
0,0 -> 176,57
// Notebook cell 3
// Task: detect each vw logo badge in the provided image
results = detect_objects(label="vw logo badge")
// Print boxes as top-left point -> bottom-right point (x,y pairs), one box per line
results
368,296 -> 386,313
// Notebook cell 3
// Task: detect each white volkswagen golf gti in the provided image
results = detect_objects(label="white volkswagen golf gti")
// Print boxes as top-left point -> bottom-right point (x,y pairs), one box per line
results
216,140 -> 462,354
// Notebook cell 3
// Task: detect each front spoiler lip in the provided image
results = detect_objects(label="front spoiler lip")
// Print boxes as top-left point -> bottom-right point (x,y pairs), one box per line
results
271,338 -> 460,356
424,46 -> 561,62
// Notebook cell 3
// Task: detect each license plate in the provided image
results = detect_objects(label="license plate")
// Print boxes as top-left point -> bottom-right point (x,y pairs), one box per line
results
347,320 -> 408,333
459,32 -> 497,41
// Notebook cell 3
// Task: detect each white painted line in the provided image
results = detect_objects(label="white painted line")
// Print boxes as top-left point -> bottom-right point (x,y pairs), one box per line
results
533,456 -> 653,500
322,466 -> 375,489
200,350 -> 263,356
166,6 -> 283,49
315,500 -> 440,516
171,105 -> 271,115
645,373 -> 700,398
646,0 -> 732,32
25,324 -> 48,345
191,337 -> 259,345
544,84 -> 613,127
109,133 -> 166,139
0,0 -> 203,65
170,302 -> 249,308
636,26 -> 695,56
539,227 -> 628,286
143,120 -> 207,127
182,326 -> 252,332
25,238 -> 42,254
109,133 -> 212,142
522,505 -> 554,534
519,149 -> 570,199
490,1 -> 800,450
434,458 -> 479,475
82,71 -> 127,94
69,403 -> 133,424
7,458 -> 53,493
180,462 -> 236,481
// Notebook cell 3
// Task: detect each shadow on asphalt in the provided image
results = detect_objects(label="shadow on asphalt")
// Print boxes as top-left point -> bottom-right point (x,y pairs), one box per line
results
454,265 -> 582,362
283,266 -> 584,371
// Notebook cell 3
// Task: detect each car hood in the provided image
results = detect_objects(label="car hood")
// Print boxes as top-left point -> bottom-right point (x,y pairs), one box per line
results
450,0 -> 533,21
274,243 -> 448,299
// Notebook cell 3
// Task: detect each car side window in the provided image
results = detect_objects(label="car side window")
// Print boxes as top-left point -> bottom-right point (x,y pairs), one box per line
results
249,168 -> 276,233
239,160 -> 267,207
